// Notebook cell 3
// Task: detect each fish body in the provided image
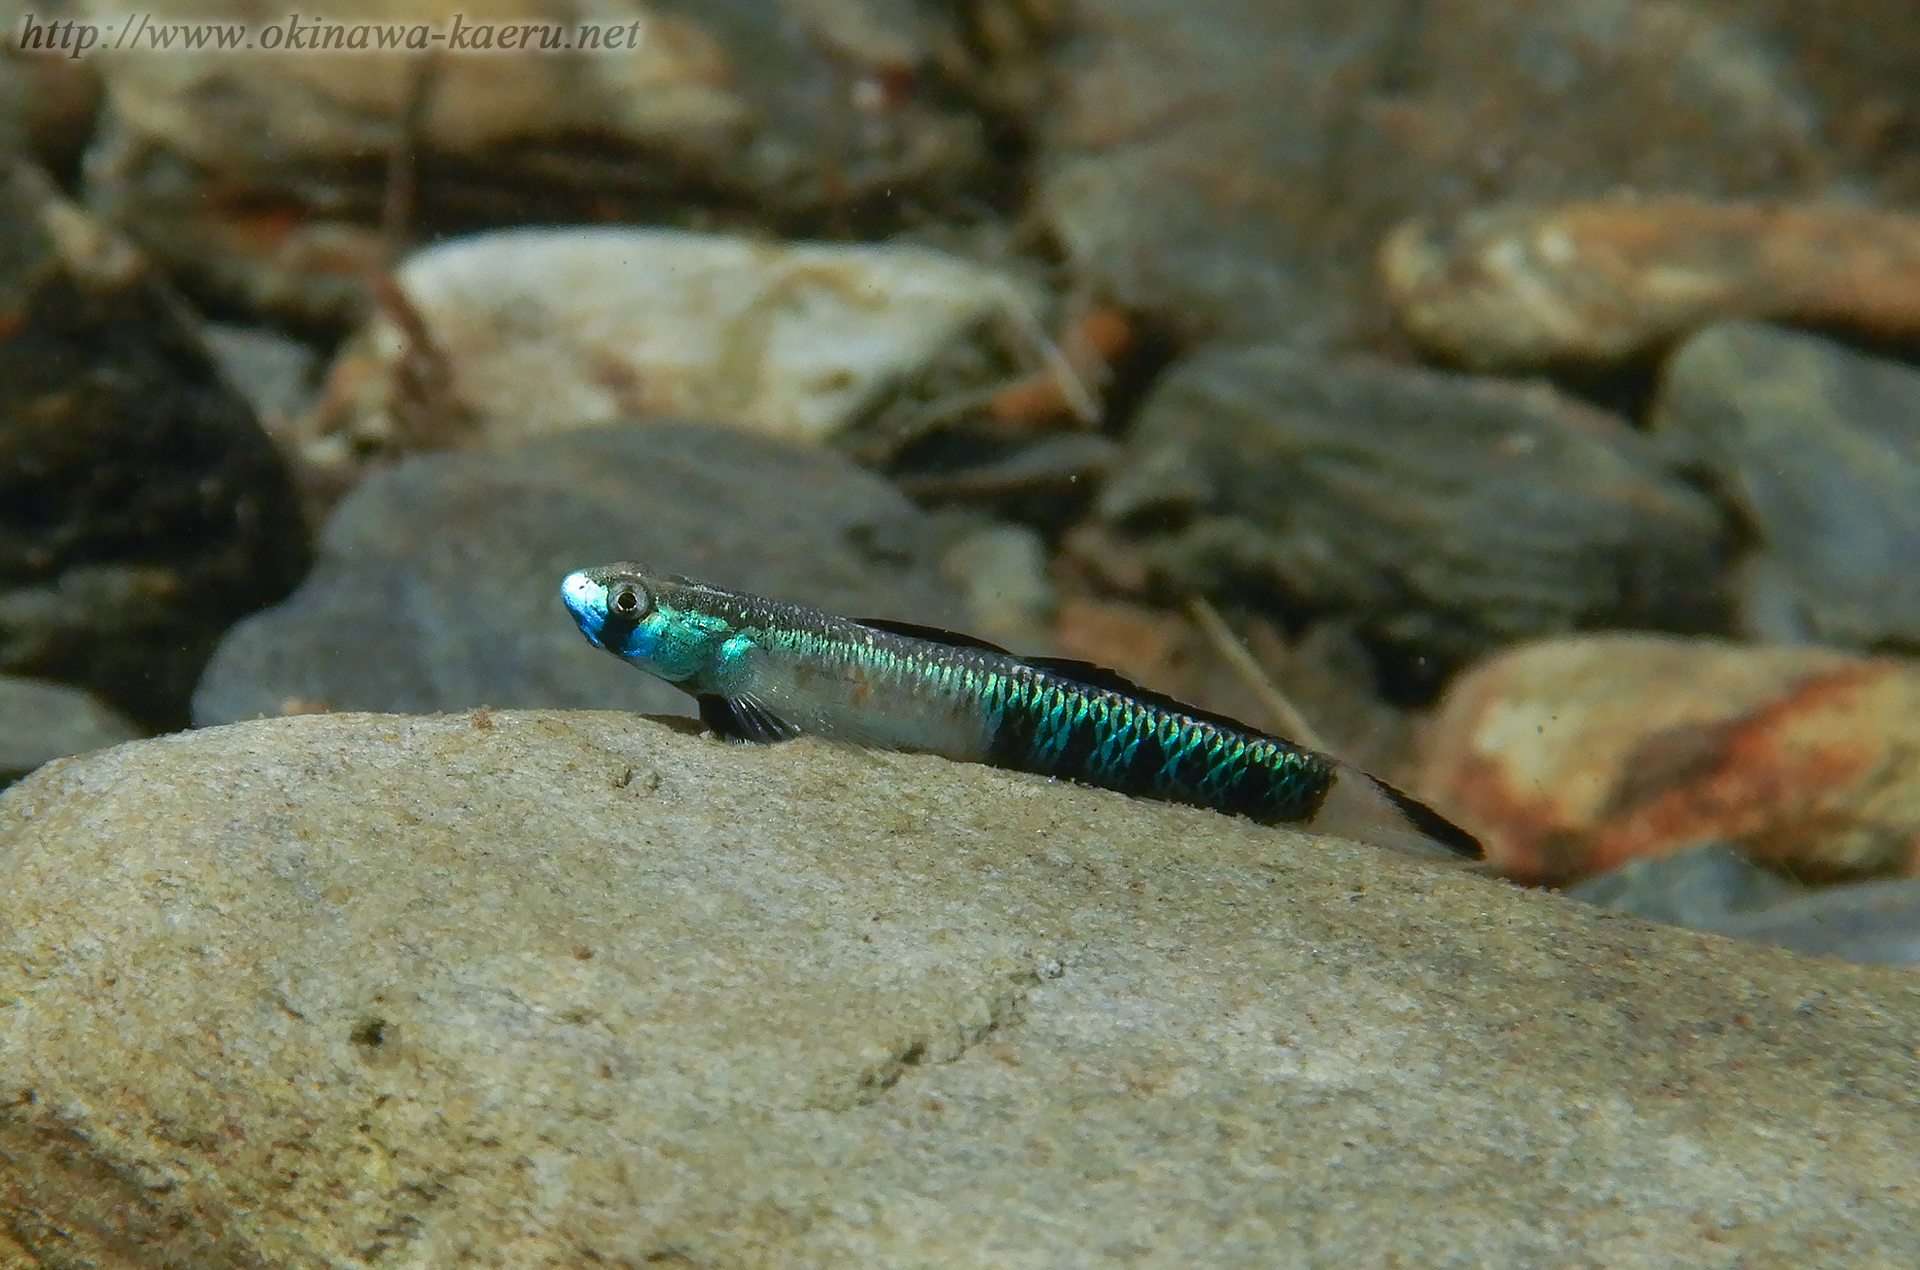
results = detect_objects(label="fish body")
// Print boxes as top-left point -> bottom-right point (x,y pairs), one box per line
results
560,563 -> 1482,860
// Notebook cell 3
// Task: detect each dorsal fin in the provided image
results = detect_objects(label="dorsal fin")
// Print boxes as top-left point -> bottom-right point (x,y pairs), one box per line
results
864,621 -> 1318,753
854,617 -> 1013,655
1024,656 -> 1311,749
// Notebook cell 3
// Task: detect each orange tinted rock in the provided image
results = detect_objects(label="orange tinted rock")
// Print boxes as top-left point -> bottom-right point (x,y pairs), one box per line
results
1383,197 -> 1920,367
1413,636 -> 1920,882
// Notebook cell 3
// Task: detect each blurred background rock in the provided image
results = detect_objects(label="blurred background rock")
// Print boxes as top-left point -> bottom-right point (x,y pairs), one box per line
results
6,0 -> 1920,950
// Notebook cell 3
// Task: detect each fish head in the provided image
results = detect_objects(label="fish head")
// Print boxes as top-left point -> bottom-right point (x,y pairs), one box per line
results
560,563 -> 718,685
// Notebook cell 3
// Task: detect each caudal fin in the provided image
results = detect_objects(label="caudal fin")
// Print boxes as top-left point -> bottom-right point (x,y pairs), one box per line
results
1308,770 -> 1484,861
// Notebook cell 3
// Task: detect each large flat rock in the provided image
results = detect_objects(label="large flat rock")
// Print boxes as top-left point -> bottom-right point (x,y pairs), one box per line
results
3,711 -> 1918,1265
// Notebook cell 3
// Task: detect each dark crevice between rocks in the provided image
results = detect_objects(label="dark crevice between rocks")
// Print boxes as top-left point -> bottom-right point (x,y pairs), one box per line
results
0,250 -> 313,730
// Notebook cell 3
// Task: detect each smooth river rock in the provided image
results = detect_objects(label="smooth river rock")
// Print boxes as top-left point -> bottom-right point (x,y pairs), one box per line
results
302,228 -> 1036,464
1090,347 -> 1730,666
1651,320 -> 1920,649
0,675 -> 141,785
1414,635 -> 1920,883
1383,198 -> 1920,367
192,421 -> 967,726
1573,842 -> 1920,967
2,711 -> 1919,1264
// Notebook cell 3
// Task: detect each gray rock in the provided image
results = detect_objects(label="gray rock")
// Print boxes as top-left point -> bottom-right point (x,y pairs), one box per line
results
1571,842 -> 1920,966
0,675 -> 140,783
193,421 -> 968,725
5,710 -> 1920,1263
1725,882 -> 1920,966
1092,347 -> 1731,662
1039,0 -> 1848,344
201,322 -> 319,440
1568,842 -> 1805,930
938,522 -> 1055,653
1651,320 -> 1920,648
0,162 -> 310,728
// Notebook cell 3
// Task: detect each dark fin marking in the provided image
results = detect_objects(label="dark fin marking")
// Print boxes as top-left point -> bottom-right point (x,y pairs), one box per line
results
853,617 -> 1014,655
1024,657 -> 1315,753
698,694 -> 801,744
1372,777 -> 1484,860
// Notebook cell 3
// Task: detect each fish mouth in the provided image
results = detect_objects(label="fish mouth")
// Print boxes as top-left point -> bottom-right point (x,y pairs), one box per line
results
559,570 -> 610,649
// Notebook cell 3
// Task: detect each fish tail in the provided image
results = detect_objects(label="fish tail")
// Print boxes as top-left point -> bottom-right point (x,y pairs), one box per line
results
1309,770 -> 1483,861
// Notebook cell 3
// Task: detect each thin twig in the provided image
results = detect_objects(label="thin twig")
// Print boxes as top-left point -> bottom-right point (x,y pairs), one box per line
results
372,53 -> 475,453
1185,596 -> 1331,753
381,52 -> 440,257
994,284 -> 1101,426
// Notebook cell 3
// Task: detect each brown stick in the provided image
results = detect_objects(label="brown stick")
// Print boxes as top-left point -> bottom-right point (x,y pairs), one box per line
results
1185,596 -> 1330,753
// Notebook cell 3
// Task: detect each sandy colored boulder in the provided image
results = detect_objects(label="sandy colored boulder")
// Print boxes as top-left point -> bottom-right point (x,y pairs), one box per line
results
4,710 -> 1920,1264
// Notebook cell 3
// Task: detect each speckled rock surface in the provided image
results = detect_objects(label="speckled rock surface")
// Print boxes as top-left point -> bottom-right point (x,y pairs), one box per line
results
3,711 -> 1919,1265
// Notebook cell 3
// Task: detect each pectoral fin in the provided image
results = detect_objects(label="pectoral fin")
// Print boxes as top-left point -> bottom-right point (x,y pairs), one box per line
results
698,694 -> 802,744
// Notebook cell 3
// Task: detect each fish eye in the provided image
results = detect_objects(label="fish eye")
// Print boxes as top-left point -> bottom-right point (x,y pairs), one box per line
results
610,584 -> 649,619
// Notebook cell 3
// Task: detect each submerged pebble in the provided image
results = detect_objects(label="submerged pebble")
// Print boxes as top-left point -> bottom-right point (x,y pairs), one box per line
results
1650,320 -> 1920,649
938,523 -> 1056,655
1384,198 -> 1920,367
0,676 -> 141,786
300,228 -> 1037,475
